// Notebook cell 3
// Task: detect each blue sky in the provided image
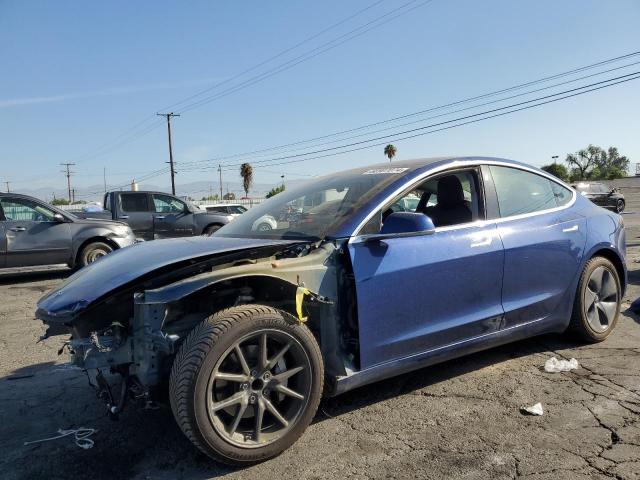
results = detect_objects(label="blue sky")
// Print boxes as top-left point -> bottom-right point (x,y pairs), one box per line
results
1,0 -> 639,197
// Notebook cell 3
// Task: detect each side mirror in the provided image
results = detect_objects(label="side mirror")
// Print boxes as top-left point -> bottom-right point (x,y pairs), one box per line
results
365,212 -> 435,242
53,213 -> 65,223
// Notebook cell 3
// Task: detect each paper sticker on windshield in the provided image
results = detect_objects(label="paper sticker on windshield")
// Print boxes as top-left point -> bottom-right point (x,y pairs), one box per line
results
362,168 -> 409,175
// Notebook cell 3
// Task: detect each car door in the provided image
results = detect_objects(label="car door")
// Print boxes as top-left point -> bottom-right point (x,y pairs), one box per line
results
118,193 -> 154,240
487,165 -> 586,329
348,168 -> 505,369
0,197 -> 72,267
151,194 -> 195,238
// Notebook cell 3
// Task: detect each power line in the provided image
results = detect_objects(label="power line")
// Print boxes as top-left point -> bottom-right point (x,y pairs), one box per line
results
176,51 -> 640,169
186,71 -> 638,173
62,0 -> 399,166
177,0 -> 434,114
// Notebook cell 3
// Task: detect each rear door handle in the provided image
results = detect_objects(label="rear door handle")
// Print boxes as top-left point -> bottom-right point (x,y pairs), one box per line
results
10,227 -> 26,232
562,225 -> 579,233
155,216 -> 165,220
120,215 -> 130,219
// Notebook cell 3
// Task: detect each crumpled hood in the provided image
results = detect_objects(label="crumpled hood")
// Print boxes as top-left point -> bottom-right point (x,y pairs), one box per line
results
36,236 -> 296,321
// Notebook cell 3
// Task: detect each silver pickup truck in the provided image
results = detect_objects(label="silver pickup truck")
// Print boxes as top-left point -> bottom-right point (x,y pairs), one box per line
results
75,191 -> 233,240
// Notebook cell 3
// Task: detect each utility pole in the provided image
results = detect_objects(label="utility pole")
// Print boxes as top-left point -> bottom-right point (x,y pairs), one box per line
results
71,188 -> 76,203
4,181 -> 10,193
281,174 -> 285,189
103,167 -> 107,193
60,163 -> 76,203
157,112 -> 180,195
218,164 -> 223,200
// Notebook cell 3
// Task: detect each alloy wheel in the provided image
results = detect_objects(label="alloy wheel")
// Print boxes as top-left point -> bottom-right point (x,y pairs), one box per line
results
205,329 -> 312,448
584,266 -> 619,333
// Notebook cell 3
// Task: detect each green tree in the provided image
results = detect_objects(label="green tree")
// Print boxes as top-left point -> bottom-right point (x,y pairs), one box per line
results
51,198 -> 70,206
541,163 -> 569,182
266,184 -> 285,198
384,144 -> 397,163
240,163 -> 253,198
223,192 -> 236,200
565,144 -> 630,181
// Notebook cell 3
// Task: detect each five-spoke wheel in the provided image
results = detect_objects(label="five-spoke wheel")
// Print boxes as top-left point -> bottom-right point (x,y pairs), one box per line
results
569,256 -> 621,342
170,305 -> 323,465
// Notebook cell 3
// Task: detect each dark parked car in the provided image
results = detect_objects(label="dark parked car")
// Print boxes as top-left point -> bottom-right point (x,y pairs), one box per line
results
37,157 -> 626,464
571,182 -> 625,213
75,191 -> 232,240
0,193 -> 135,269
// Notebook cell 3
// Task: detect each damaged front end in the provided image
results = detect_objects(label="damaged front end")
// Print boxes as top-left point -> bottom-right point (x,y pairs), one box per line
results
36,236 -> 357,417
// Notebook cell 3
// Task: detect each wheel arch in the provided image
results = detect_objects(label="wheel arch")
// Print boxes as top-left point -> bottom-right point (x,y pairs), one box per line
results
583,245 -> 627,296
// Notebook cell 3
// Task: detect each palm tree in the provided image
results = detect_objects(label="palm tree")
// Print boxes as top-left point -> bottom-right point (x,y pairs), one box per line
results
240,163 -> 253,198
384,144 -> 397,163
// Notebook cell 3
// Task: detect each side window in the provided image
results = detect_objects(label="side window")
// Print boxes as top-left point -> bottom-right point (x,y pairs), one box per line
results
489,166 -> 569,217
207,206 -> 227,214
361,169 -> 482,234
153,194 -> 186,214
0,198 -> 55,221
120,193 -> 150,213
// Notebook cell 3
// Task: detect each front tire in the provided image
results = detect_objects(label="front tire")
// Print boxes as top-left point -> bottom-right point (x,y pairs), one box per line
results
78,241 -> 113,267
169,305 -> 323,465
616,199 -> 625,213
568,256 -> 621,342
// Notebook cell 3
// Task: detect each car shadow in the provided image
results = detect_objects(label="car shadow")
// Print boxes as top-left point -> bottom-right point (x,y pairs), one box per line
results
0,267 -> 71,286
0,333 -> 582,480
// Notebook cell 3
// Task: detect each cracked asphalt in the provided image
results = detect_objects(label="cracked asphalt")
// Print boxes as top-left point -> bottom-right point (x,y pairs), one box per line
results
1,222 -> 639,479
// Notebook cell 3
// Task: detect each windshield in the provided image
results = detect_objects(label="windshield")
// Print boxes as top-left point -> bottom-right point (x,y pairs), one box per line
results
215,168 -> 407,239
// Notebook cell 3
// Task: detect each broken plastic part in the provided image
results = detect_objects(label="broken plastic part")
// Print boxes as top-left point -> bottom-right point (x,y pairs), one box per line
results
296,286 -> 311,323
544,357 -> 579,373
521,402 -> 544,416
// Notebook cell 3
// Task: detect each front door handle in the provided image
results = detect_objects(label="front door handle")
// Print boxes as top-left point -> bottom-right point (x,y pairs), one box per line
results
562,225 -> 579,233
470,237 -> 492,248
10,227 -> 26,232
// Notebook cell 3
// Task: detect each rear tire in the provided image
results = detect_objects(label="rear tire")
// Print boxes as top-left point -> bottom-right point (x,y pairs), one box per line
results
568,256 -> 621,342
169,305 -> 323,465
616,199 -> 625,213
78,241 -> 113,268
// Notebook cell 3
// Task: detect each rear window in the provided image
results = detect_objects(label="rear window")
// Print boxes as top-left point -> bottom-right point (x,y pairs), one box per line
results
490,166 -> 572,217
120,193 -> 150,212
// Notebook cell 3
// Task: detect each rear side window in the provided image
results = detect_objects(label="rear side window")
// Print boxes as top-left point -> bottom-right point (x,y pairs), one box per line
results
207,206 -> 228,214
120,193 -> 150,212
489,166 -> 572,218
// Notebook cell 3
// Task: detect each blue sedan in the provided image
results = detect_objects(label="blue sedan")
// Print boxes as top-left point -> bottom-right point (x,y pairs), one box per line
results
36,156 -> 626,464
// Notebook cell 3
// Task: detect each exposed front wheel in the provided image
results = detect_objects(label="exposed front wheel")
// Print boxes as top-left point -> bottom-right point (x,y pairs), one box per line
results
78,241 -> 113,268
169,305 -> 323,465
568,256 -> 621,342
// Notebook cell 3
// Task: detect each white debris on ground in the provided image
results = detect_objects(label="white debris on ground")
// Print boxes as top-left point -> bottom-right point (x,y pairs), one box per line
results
521,402 -> 544,416
543,357 -> 579,373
